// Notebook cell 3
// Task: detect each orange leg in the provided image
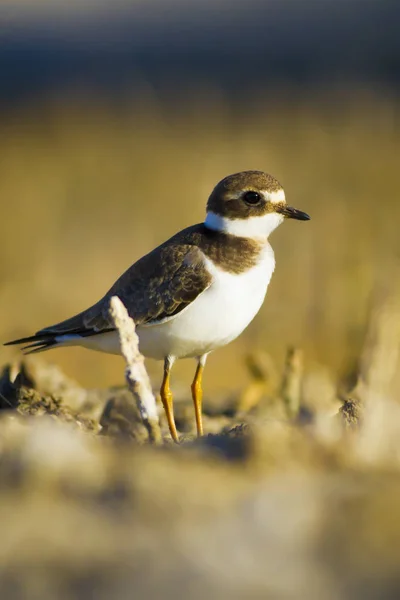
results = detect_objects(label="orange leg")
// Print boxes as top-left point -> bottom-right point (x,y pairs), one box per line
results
160,358 -> 179,443
191,355 -> 207,437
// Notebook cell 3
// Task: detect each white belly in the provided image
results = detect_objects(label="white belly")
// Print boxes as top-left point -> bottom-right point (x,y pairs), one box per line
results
139,246 -> 275,359
78,244 -> 275,360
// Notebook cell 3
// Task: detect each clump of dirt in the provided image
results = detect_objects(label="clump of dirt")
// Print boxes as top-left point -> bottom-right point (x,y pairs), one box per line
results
339,396 -> 363,428
100,390 -> 151,442
0,361 -> 100,432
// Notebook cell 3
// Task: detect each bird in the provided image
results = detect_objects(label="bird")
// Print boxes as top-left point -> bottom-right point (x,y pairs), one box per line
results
5,171 -> 310,442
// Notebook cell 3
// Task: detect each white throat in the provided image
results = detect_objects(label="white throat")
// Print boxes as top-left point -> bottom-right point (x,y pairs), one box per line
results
204,210 -> 284,239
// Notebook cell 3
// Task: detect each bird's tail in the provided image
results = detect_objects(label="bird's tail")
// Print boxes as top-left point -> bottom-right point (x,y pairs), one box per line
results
4,330 -> 83,354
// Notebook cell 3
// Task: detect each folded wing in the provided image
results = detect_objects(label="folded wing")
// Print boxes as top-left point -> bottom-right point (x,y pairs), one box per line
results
5,240 -> 212,353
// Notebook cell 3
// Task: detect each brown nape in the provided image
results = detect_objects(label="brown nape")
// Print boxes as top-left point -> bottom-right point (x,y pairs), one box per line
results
207,170 -> 283,218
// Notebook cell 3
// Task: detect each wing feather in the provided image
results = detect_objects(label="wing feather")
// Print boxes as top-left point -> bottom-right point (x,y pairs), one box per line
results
37,242 -> 212,336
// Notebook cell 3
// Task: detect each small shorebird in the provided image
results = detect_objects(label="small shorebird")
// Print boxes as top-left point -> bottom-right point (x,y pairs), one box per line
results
5,171 -> 309,441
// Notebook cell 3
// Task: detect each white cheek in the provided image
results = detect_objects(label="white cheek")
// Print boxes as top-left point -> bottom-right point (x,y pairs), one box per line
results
258,212 -> 285,236
204,211 -> 284,238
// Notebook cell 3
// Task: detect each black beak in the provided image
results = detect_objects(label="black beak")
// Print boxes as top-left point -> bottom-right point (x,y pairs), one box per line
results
278,205 -> 310,221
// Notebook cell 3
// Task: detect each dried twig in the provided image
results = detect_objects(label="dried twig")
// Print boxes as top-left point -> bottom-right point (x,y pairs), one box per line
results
108,296 -> 162,444
236,351 -> 277,414
280,347 -> 303,418
354,292 -> 400,401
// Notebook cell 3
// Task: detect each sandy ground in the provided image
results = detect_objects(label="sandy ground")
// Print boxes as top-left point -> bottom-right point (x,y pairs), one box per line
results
0,354 -> 399,600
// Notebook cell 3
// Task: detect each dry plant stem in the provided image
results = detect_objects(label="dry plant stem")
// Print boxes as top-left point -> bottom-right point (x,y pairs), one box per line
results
354,288 -> 400,401
280,347 -> 303,418
108,296 -> 162,444
237,351 -> 276,413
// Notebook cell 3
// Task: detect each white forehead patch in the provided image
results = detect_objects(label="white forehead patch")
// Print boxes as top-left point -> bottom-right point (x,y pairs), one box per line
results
265,189 -> 286,204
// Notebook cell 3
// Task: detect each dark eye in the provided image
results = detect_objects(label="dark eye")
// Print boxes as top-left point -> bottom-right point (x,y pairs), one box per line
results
243,191 -> 261,205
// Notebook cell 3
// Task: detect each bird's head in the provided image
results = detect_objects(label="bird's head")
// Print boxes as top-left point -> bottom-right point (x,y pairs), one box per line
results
205,171 -> 310,239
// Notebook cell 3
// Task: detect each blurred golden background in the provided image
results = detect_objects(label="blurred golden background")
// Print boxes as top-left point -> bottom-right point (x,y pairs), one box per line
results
1,0 -> 399,395
3,4 -> 400,600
